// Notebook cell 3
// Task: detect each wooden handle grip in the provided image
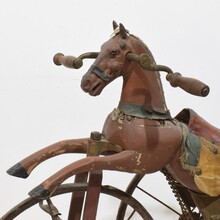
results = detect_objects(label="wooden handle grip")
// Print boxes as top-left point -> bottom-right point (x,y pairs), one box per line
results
166,72 -> 210,97
53,53 -> 83,69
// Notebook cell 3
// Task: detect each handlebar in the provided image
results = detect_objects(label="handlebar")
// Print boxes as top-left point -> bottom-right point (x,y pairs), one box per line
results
166,72 -> 209,97
126,53 -> 210,97
53,52 -> 99,69
53,51 -> 210,97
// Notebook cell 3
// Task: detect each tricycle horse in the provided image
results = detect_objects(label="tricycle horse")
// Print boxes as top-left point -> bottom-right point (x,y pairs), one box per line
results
3,21 -> 220,220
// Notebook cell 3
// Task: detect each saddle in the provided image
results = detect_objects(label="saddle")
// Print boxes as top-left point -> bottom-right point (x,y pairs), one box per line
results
176,109 -> 220,219
175,108 -> 220,197
175,108 -> 220,146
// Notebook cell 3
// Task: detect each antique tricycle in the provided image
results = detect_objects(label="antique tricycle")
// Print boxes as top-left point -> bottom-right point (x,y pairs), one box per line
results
1,21 -> 220,220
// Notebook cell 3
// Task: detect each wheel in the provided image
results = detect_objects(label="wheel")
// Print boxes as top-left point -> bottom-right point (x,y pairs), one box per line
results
117,174 -> 145,219
1,183 -> 153,220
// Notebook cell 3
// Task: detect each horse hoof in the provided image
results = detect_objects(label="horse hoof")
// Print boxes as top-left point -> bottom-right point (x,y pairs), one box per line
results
7,163 -> 29,178
29,184 -> 50,198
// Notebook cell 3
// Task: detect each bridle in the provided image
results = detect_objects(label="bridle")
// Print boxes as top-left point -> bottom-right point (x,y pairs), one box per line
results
88,65 -> 111,82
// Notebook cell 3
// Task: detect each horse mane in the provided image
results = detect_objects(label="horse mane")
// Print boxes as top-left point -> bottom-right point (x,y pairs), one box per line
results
130,34 -> 156,63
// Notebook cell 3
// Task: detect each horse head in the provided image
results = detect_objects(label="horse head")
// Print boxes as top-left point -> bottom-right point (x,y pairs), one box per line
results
81,21 -> 147,96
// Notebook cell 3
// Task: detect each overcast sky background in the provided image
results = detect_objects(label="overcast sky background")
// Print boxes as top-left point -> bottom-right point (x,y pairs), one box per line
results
1,0 -> 220,219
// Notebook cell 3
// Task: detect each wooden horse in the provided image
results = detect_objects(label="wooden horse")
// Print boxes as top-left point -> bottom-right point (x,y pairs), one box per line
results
7,21 -> 220,219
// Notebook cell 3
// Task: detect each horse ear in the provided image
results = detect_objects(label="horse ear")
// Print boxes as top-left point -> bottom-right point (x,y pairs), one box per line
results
119,23 -> 127,39
113,20 -> 118,30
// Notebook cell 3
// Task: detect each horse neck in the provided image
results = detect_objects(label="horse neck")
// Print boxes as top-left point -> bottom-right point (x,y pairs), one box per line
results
120,62 -> 169,115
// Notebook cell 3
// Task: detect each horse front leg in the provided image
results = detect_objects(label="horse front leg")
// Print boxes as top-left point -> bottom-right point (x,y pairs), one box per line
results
7,138 -> 89,178
29,150 -> 145,198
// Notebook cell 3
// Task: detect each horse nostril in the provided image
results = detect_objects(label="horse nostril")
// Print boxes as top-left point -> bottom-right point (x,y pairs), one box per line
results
81,76 -> 91,91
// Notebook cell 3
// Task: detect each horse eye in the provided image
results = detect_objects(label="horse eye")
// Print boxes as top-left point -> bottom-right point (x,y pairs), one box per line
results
111,51 -> 117,57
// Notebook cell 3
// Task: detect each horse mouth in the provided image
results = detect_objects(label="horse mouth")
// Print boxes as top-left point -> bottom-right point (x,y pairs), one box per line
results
81,73 -> 105,96
88,81 -> 104,96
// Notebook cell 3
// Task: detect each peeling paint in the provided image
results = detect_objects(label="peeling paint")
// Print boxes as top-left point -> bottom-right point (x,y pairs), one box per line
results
55,149 -> 66,155
136,153 -> 142,165
116,166 -> 125,171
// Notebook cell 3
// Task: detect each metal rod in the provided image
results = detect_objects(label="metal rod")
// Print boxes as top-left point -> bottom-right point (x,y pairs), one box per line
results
137,186 -> 181,216
53,52 -> 99,69
126,52 -> 173,73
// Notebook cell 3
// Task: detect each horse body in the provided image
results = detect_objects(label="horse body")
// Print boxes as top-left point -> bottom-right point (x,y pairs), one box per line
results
103,113 -> 180,169
103,113 -> 201,193
81,23 -> 204,194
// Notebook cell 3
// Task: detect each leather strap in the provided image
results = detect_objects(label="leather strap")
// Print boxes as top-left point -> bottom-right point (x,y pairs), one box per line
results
89,65 -> 110,81
118,101 -> 171,120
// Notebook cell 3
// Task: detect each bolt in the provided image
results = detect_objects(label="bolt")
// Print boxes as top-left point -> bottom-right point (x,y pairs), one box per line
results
195,168 -> 202,176
90,131 -> 102,141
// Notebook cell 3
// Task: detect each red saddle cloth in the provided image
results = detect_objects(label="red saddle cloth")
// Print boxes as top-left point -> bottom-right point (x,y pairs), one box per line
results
175,108 -> 220,146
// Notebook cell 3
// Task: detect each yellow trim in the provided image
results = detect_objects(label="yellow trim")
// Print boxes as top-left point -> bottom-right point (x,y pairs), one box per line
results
194,138 -> 220,196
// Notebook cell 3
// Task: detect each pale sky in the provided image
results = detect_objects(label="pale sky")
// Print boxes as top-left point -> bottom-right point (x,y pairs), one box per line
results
1,1 -> 220,219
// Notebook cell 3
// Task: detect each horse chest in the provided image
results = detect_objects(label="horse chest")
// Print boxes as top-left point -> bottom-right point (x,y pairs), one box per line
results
102,113 -> 182,166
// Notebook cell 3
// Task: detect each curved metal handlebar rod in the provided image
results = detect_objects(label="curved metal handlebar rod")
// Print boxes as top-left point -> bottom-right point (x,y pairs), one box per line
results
126,52 -> 210,97
53,52 -> 99,69
127,53 -> 173,74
